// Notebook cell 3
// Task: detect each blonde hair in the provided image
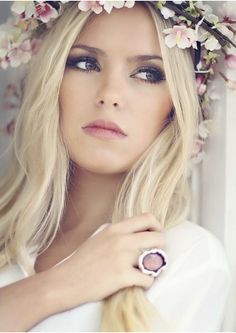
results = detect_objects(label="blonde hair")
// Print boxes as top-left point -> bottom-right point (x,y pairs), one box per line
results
0,2 -> 200,331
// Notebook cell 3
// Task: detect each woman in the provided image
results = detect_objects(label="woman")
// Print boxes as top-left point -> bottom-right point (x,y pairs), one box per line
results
0,1 -> 232,331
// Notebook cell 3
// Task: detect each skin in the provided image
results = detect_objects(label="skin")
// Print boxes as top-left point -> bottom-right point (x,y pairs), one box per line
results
35,3 -> 173,271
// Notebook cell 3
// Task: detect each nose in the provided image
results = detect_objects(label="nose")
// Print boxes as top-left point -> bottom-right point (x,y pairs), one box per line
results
95,71 -> 125,110
96,99 -> 119,108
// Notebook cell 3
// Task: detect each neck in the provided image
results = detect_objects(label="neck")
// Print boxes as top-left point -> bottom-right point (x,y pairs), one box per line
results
61,165 -> 126,233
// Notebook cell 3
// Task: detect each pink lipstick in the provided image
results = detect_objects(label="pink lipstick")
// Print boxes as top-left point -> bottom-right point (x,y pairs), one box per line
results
82,119 -> 127,140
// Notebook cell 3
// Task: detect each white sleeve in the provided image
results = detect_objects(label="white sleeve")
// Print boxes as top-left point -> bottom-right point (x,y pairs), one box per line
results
0,263 -> 25,287
146,231 -> 232,332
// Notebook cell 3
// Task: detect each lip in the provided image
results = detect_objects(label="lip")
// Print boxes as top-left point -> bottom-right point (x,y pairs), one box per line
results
81,119 -> 127,140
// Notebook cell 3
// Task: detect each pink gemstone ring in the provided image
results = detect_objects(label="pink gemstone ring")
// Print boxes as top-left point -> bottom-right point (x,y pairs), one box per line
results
138,248 -> 168,278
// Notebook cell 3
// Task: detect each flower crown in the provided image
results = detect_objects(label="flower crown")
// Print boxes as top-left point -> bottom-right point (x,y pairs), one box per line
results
0,1 -> 236,164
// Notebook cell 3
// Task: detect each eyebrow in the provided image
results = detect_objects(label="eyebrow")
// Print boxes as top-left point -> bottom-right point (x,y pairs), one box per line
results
71,43 -> 163,62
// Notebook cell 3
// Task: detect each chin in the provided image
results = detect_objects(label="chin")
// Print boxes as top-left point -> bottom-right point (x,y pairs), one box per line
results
71,158 -> 129,175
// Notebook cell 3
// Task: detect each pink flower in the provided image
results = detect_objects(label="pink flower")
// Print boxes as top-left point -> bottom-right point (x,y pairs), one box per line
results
191,138 -> 205,157
35,3 -> 59,23
163,25 -> 197,49
12,1 -> 59,23
8,39 -> 32,67
196,76 -> 207,96
225,54 -> 236,69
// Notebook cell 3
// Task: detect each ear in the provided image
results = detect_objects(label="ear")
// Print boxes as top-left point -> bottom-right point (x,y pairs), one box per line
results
162,107 -> 175,130
167,107 -> 175,122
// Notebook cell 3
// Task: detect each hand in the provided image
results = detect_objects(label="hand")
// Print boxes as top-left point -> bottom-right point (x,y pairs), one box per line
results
49,213 -> 165,312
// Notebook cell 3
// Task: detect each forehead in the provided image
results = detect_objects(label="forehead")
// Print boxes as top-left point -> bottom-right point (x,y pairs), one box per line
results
74,4 -> 161,55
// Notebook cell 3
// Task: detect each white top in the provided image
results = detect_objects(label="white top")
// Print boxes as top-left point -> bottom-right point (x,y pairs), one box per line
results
0,220 -> 232,332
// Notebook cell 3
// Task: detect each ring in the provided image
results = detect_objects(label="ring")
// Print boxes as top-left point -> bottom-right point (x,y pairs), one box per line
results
138,248 -> 168,278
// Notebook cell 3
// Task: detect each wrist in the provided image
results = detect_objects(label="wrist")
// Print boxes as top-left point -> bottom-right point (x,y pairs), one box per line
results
41,264 -> 88,314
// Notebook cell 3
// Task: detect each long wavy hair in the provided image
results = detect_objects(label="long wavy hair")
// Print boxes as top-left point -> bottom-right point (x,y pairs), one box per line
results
0,2 -> 201,331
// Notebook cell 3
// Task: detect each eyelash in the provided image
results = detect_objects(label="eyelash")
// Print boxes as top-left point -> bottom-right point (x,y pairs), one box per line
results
65,56 -> 166,84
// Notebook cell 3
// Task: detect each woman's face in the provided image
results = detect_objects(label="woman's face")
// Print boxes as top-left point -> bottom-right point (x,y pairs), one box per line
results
59,4 -> 173,174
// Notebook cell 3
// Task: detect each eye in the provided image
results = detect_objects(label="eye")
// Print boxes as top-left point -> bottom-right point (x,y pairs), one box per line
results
132,67 -> 165,84
66,56 -> 100,72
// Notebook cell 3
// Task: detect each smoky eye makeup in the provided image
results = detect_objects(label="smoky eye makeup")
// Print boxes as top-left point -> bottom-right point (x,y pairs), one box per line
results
65,55 -> 166,84
132,66 -> 166,84
66,55 -> 100,72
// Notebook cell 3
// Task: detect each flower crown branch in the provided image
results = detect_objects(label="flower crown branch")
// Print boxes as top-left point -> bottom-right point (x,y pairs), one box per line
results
163,1 -> 236,48
227,25 -> 236,35
219,71 -> 236,90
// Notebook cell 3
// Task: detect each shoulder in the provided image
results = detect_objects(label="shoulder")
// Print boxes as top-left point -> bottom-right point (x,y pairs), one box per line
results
164,220 -> 231,275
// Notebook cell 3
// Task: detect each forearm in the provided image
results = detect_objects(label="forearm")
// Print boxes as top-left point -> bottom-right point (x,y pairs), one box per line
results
0,269 -> 62,332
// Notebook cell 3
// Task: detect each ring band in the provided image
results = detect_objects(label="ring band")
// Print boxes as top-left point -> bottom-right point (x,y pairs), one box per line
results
138,248 -> 168,278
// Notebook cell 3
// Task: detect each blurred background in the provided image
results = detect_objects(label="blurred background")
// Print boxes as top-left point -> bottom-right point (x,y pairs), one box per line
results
0,1 -> 236,331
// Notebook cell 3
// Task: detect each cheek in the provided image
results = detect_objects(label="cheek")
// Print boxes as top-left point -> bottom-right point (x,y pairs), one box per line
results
59,72 -> 92,113
59,75 -> 92,130
133,92 -> 172,144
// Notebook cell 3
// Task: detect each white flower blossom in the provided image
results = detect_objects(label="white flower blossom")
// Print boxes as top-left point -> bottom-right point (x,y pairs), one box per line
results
124,1 -> 135,9
204,35 -> 221,51
163,25 -> 197,49
198,120 -> 212,139
11,1 -> 36,18
161,7 -> 175,19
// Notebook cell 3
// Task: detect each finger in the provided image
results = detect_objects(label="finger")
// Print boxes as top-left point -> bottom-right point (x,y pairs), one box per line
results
113,213 -> 163,234
129,267 -> 155,290
132,231 -> 166,250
